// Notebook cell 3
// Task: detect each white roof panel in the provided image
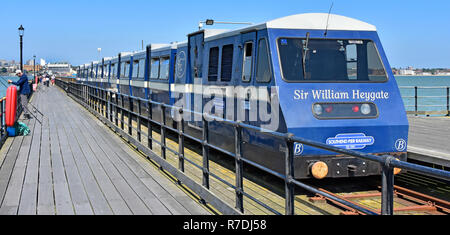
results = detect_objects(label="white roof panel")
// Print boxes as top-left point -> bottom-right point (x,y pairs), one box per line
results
266,13 -> 376,31
203,13 -> 376,42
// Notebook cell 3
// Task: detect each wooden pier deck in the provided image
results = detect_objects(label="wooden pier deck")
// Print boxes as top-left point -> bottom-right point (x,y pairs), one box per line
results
0,86 -> 210,215
408,116 -> 450,168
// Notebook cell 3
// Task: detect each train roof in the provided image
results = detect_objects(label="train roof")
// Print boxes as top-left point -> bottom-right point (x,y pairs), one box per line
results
203,13 -> 376,42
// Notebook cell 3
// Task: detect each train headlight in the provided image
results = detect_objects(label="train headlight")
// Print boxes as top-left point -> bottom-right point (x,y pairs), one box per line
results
313,104 -> 323,115
361,104 -> 371,115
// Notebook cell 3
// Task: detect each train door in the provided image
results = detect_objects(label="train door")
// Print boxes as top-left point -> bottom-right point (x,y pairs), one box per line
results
240,31 -> 256,125
188,31 -> 205,129
254,30 -> 278,132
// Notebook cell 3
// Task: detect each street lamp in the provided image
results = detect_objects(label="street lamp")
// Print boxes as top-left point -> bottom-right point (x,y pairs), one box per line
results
18,25 -> 24,71
33,55 -> 36,81
198,19 -> 252,30
97,48 -> 102,61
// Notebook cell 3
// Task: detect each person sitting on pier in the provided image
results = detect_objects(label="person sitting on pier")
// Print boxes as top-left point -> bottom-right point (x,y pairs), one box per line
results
8,70 -> 32,119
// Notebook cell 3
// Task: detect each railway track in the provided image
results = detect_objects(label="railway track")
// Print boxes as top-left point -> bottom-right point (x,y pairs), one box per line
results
306,172 -> 450,215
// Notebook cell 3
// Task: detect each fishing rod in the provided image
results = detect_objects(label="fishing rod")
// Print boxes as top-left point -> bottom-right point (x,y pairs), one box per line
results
0,76 -> 10,88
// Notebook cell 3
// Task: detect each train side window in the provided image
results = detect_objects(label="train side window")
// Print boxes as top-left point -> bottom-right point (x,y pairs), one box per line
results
159,57 -> 170,80
125,61 -> 130,78
137,59 -> 145,79
256,38 -> 271,83
150,58 -> 160,79
220,44 -> 234,82
345,43 -> 357,80
104,65 -> 109,78
242,42 -> 253,82
111,64 -> 117,78
132,60 -> 139,78
120,62 -> 126,78
208,47 -> 219,81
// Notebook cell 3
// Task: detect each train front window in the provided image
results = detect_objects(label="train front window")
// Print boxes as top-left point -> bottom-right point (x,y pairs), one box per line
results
278,38 -> 387,82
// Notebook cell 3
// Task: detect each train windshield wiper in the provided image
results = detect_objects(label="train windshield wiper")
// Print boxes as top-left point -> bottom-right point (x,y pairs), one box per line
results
302,32 -> 310,79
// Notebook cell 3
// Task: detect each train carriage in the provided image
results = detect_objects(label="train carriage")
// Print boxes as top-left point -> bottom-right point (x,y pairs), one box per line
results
77,13 -> 409,179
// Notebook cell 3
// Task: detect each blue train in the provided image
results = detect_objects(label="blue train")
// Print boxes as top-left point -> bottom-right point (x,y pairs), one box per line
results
76,13 -> 409,179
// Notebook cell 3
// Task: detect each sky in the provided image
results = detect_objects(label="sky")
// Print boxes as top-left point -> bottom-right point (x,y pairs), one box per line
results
1,0 -> 449,68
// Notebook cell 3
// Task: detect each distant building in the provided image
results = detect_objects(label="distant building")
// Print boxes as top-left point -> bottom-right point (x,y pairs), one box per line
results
40,59 -> 46,66
26,59 -> 35,66
23,64 -> 43,73
399,67 -> 416,75
46,63 -> 72,76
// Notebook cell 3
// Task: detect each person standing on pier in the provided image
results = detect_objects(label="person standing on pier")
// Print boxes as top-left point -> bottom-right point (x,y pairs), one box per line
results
8,70 -> 32,119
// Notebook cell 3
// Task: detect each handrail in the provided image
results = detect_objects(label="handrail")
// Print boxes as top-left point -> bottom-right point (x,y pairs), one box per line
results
399,86 -> 450,116
57,80 -> 450,215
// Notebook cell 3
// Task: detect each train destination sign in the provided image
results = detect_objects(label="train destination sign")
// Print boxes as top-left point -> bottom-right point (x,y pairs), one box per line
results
294,89 -> 390,101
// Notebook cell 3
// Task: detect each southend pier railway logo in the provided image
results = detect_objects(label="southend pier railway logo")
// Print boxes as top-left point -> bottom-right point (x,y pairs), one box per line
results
326,133 -> 375,150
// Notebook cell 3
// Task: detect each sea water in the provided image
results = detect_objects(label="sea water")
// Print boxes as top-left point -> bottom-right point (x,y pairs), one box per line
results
396,76 -> 450,113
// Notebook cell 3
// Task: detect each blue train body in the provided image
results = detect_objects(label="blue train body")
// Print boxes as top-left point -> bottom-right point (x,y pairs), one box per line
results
75,13 -> 409,179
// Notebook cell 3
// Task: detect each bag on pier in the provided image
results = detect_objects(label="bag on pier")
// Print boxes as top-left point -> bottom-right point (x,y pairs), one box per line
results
9,121 -> 30,136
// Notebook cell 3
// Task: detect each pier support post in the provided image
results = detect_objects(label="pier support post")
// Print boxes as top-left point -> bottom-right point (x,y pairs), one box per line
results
234,123 -> 244,213
120,95 -> 124,130
160,105 -> 166,160
284,134 -> 295,215
115,93 -> 119,127
178,108 -> 185,173
147,100 -> 153,150
137,99 -> 141,142
447,87 -> 449,117
381,155 -> 395,215
129,97 -> 133,136
414,86 -> 418,116
202,116 -> 210,190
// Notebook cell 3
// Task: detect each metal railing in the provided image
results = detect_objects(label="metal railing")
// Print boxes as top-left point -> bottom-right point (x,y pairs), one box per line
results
0,97 -> 7,146
399,86 -> 450,116
57,80 -> 450,215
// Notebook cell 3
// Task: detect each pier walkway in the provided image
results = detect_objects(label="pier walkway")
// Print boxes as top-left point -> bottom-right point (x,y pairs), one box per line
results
0,86 -> 210,215
408,116 -> 450,168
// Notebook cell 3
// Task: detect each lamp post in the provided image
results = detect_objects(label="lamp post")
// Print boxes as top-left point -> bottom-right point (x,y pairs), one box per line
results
33,55 -> 36,81
18,25 -> 24,71
198,19 -> 252,30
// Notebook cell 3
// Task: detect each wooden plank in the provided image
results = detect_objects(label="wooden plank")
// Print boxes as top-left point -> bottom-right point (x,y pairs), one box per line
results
56,122 -> 94,215
408,116 -> 450,165
63,110 -> 132,215
0,137 -> 20,206
18,94 -> 43,214
73,117 -> 170,215
53,87 -> 150,215
76,114 -> 194,215
0,136 -> 14,169
92,117 -> 211,215
37,115 -> 55,215
49,119 -> 75,215
63,90 -> 176,215
0,120 -> 34,214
